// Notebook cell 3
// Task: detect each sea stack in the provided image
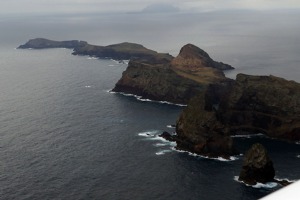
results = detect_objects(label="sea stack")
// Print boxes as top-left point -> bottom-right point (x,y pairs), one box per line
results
238,143 -> 275,185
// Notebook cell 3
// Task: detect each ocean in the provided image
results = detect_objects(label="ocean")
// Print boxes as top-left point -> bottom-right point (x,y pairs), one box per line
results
0,10 -> 299,200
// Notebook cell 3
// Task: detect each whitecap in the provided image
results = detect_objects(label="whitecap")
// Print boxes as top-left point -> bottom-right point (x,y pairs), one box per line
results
297,155 -> 300,158
166,125 -> 176,128
85,85 -> 91,88
154,143 -> 168,147
137,130 -> 159,138
234,176 -> 278,189
155,149 -> 172,155
108,65 -> 115,67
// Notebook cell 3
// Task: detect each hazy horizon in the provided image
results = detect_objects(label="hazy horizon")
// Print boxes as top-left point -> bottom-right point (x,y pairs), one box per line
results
1,0 -> 300,15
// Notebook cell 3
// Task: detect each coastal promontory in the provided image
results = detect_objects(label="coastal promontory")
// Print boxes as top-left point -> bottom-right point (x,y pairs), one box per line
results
112,44 -> 234,104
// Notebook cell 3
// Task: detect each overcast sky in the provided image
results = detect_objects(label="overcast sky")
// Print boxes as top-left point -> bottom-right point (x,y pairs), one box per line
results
1,0 -> 300,14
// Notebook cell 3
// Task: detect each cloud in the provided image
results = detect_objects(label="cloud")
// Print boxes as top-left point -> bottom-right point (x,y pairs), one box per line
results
1,0 -> 300,14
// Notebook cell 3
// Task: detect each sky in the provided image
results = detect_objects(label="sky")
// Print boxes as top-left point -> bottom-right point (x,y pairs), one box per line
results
1,0 -> 300,14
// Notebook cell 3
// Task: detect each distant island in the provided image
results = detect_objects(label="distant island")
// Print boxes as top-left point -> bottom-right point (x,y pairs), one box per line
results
19,38 -> 300,160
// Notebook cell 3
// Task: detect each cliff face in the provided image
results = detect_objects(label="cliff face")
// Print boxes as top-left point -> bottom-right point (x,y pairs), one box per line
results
112,44 -> 233,104
113,59 -> 208,104
219,74 -> 300,140
18,38 -> 87,49
176,74 -> 300,157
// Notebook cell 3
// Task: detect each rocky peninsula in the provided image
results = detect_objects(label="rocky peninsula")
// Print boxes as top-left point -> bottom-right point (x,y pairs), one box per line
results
18,38 -> 173,61
112,44 -> 234,104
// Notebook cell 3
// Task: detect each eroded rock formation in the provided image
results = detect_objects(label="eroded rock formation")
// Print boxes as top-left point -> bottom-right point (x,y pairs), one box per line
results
238,143 -> 275,185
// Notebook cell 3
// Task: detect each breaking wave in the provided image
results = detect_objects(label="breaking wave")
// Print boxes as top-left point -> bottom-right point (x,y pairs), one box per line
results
108,90 -> 187,107
233,176 -> 278,189
173,148 -> 239,162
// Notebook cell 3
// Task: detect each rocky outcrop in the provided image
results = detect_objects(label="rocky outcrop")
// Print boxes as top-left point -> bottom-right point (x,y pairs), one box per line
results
239,143 -> 275,185
18,38 -> 87,49
112,44 -> 233,104
176,74 -> 300,157
175,84 -> 238,158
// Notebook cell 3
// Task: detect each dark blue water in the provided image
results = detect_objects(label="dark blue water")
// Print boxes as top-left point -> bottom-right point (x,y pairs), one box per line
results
0,11 -> 300,200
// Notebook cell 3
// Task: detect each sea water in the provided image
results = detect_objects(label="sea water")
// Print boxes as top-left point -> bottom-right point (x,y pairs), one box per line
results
0,11 -> 299,200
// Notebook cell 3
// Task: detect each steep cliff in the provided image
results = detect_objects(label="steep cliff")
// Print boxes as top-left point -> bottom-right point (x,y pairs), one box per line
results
112,44 -> 233,104
176,73 -> 300,158
219,74 -> 300,140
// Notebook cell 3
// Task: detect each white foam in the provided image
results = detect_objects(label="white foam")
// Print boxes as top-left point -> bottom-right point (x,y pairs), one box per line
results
108,64 -> 115,67
109,91 -> 187,107
296,141 -> 300,145
297,155 -> 300,158
87,56 -> 98,60
166,125 -> 175,128
154,143 -> 168,147
155,149 -> 172,155
172,147 -> 239,161
253,182 -> 278,189
234,176 -> 278,189
85,85 -> 91,88
138,130 -> 159,138
275,177 -> 297,183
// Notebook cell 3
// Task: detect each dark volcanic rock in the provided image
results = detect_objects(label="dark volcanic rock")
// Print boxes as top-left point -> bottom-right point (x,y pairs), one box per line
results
176,73 -> 300,157
18,38 -> 87,49
112,59 -> 209,104
159,131 -> 176,142
218,74 -> 300,141
238,143 -> 275,185
112,44 -> 232,104
176,86 -> 238,158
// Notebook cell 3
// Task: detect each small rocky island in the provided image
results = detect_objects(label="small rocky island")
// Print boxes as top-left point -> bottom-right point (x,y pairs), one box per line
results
239,143 -> 292,186
239,143 -> 275,185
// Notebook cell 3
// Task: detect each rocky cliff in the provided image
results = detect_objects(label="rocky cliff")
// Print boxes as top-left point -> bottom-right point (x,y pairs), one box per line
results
176,74 -> 300,157
112,44 -> 233,104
